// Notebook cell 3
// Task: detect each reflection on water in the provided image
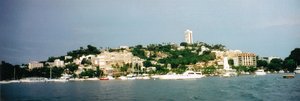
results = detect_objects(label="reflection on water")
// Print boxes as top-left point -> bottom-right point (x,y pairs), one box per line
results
1,74 -> 300,101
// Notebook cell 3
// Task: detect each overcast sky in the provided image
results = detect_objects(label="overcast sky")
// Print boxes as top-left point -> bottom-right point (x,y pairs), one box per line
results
1,0 -> 299,64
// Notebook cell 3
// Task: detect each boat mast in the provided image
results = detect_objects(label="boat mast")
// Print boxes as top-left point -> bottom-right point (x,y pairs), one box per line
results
50,67 -> 52,79
14,67 -> 16,80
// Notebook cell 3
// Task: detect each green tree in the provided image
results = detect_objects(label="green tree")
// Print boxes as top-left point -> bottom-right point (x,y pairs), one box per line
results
131,48 -> 147,59
95,66 -> 103,77
268,58 -> 283,71
232,66 -> 248,72
81,58 -> 92,65
248,66 -> 258,73
80,69 -> 96,78
0,61 -> 27,80
51,67 -> 64,78
257,60 -> 268,68
228,59 -> 234,66
180,42 -> 188,47
283,59 -> 297,72
143,60 -> 152,67
202,66 -> 216,74
65,63 -> 78,74
287,48 -> 300,65
120,64 -> 130,72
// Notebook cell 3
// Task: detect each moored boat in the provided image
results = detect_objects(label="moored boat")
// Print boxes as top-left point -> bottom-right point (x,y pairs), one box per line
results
294,66 -> 300,74
255,69 -> 267,75
99,76 -> 115,80
20,77 -> 48,83
86,77 -> 99,81
159,71 -> 205,80
283,74 -> 295,79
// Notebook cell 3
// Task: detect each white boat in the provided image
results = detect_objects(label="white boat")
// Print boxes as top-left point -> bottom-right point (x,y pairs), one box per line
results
159,71 -> 205,80
0,81 -> 11,84
278,70 -> 285,73
9,80 -> 20,83
221,69 -> 238,77
100,76 -> 115,80
85,77 -> 99,81
126,74 -> 137,80
158,73 -> 178,80
255,69 -> 267,75
47,79 -> 68,82
69,78 -> 85,81
20,77 -> 48,83
294,66 -> 300,74
48,74 -> 71,82
0,80 -> 21,84
118,76 -> 128,80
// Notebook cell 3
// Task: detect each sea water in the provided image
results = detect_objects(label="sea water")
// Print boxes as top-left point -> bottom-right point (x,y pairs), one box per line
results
1,74 -> 300,101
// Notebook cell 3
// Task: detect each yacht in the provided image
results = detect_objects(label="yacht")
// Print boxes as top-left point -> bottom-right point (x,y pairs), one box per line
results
159,71 -> 205,80
20,77 -> 48,83
0,81 -> 11,84
294,66 -> 300,74
255,69 -> 267,75
48,74 -> 71,82
69,78 -> 85,81
158,73 -> 178,80
85,77 -> 99,81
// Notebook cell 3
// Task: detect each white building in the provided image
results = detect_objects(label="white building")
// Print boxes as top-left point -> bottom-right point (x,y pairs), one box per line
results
28,61 -> 44,69
91,51 -> 144,69
184,29 -> 193,44
120,46 -> 129,49
54,59 -> 64,67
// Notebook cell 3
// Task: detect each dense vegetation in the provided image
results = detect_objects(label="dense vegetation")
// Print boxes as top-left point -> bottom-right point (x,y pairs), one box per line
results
1,42 -> 299,80
255,48 -> 299,73
66,45 -> 100,60
130,42 -> 218,74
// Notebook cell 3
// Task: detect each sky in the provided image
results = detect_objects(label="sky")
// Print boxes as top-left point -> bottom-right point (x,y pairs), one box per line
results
0,0 -> 299,65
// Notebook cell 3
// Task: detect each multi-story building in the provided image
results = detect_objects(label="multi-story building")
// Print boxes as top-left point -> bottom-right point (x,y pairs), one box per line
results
54,59 -> 64,67
184,29 -> 193,44
234,53 -> 257,67
28,61 -> 44,69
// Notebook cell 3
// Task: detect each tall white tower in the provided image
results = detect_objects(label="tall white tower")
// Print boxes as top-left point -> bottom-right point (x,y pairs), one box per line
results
184,29 -> 193,44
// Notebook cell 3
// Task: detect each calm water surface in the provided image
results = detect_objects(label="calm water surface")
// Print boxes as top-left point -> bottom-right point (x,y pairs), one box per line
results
1,74 -> 300,101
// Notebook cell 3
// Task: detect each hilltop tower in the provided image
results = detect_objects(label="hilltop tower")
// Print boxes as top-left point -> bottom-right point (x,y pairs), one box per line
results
184,29 -> 193,44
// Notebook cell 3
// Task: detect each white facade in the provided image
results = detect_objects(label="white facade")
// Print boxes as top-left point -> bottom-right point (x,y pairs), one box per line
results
28,61 -> 44,69
223,57 -> 230,70
119,46 -> 129,49
54,59 -> 64,67
184,29 -> 193,44
234,53 -> 257,67
91,51 -> 144,69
